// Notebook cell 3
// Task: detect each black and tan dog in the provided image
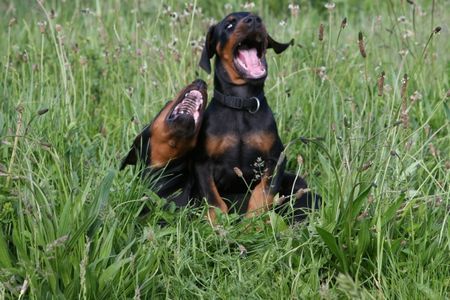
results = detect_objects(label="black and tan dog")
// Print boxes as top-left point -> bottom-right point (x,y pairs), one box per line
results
195,12 -> 320,222
120,79 -> 207,206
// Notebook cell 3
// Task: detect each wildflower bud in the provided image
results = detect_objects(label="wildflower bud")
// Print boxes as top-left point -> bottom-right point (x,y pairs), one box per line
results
358,31 -> 366,58
9,18 -> 17,27
242,2 -> 255,9
233,167 -> 243,178
55,24 -> 62,32
318,24 -> 324,41
297,155 -> 303,166
37,108 -> 49,116
409,90 -> 422,103
38,21 -> 47,34
79,56 -> 88,66
288,4 -> 300,17
324,2 -> 335,10
238,244 -> 247,257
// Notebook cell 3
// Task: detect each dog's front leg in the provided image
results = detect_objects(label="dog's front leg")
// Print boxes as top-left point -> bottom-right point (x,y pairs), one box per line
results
246,155 -> 285,218
195,161 -> 228,223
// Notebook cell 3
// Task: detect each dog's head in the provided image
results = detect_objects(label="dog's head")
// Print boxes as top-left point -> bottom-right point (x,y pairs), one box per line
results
120,79 -> 207,169
199,12 -> 293,85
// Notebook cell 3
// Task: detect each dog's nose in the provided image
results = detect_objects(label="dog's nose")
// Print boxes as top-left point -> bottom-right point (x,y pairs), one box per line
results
193,79 -> 207,90
243,15 -> 262,27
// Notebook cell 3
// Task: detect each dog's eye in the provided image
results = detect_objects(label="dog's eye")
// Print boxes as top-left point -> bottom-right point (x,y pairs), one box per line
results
226,23 -> 233,30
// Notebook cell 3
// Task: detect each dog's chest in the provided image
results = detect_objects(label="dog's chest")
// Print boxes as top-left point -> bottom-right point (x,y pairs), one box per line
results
205,108 -> 279,157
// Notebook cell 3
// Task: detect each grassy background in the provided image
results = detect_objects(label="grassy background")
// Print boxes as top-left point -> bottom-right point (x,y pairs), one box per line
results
1,0 -> 449,298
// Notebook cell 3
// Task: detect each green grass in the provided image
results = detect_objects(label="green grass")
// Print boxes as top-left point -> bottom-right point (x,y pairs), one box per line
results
1,0 -> 449,298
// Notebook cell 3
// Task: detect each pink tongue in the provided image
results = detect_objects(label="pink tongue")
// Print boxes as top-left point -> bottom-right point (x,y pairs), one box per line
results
238,48 -> 265,77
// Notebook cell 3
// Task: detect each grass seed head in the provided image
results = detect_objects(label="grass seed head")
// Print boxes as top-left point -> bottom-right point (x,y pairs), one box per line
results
359,161 -> 373,172
429,143 -> 438,157
319,23 -> 324,41
341,17 -> 347,29
400,74 -> 409,128
358,31 -> 366,58
37,108 -> 49,116
233,167 -> 243,178
433,26 -> 441,34
377,71 -> 385,96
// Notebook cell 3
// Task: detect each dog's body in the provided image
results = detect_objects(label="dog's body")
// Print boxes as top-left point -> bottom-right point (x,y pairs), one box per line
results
195,12 -> 319,222
120,79 -> 207,206
121,13 -> 320,222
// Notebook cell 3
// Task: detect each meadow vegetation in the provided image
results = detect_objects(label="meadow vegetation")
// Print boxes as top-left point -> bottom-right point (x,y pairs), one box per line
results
0,0 -> 449,298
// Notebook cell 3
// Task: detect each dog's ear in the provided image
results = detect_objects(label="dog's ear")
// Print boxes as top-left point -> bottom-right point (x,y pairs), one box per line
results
267,35 -> 294,54
199,25 -> 216,74
119,127 -> 151,170
120,139 -> 139,170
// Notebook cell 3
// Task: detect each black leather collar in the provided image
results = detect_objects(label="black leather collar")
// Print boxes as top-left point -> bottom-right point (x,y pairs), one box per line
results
213,89 -> 263,113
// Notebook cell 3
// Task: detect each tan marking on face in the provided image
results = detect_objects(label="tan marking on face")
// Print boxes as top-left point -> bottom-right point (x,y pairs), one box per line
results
206,134 -> 239,157
149,100 -> 196,168
216,33 -> 246,85
216,18 -> 269,85
243,132 -> 275,155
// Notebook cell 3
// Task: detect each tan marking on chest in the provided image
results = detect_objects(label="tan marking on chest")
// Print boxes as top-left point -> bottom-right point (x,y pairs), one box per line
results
206,134 -> 239,157
243,132 -> 275,154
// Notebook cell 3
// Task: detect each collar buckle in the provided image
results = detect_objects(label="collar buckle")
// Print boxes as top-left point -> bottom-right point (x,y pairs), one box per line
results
248,97 -> 260,113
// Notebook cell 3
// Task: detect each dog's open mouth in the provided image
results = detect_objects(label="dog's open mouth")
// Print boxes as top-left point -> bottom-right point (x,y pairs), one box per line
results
233,34 -> 267,79
168,89 -> 204,126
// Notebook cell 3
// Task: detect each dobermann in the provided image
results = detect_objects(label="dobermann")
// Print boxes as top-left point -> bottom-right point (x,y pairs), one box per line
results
120,79 -> 207,206
196,12 -> 320,223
